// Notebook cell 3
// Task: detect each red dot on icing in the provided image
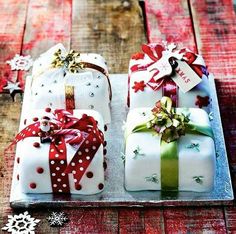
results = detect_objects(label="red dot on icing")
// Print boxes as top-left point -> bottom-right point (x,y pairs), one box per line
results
82,114 -> 88,118
37,167 -> 44,174
75,184 -> 82,190
98,183 -> 104,190
104,125 -> 108,131
86,171 -> 93,178
17,174 -> 19,180
30,183 -> 37,189
17,157 -> 20,164
33,142 -> 40,148
103,148 -> 107,155
33,117 -> 39,122
103,161 -> 107,170
45,107 -> 51,113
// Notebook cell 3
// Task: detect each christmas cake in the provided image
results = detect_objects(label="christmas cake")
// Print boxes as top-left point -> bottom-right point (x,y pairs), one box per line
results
124,97 -> 215,192
128,43 -> 211,112
30,44 -> 111,124
13,108 -> 106,195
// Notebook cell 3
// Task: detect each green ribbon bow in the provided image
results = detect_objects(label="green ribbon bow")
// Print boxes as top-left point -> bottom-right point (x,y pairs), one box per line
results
132,97 -> 213,191
51,49 -> 84,73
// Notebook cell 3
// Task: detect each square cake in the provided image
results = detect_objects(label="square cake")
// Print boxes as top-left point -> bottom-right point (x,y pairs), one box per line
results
124,97 -> 215,192
14,108 -> 106,195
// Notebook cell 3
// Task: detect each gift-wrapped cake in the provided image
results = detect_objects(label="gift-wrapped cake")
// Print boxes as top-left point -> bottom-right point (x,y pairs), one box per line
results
30,44 -> 111,124
128,43 -> 211,112
13,108 -> 106,195
124,97 -> 215,192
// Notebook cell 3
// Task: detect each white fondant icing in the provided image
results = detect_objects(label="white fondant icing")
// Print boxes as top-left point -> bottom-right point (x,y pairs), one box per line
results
125,108 -> 215,192
17,109 -> 105,195
30,44 -> 111,124
128,58 -> 211,112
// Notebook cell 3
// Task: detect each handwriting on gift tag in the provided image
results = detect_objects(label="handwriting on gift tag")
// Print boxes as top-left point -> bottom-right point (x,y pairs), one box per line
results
171,60 -> 202,93
65,72 -> 94,85
147,56 -> 173,80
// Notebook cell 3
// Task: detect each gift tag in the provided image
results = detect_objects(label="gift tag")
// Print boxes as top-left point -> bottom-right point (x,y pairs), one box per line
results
65,71 -> 94,86
171,60 -> 202,93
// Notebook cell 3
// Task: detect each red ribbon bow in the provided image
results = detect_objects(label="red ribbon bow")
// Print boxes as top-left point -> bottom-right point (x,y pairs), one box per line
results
11,109 -> 104,193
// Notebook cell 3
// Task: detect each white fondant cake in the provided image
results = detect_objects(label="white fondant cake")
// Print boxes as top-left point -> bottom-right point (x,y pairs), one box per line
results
30,44 -> 111,124
15,109 -> 105,195
124,108 -> 215,192
128,45 -> 211,112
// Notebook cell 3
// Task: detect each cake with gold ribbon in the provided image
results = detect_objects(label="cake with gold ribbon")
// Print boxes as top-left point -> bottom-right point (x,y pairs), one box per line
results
30,44 -> 111,124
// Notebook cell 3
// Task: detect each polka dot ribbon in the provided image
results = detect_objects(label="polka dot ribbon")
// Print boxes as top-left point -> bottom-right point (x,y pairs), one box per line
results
10,109 -> 104,193
128,44 -> 208,107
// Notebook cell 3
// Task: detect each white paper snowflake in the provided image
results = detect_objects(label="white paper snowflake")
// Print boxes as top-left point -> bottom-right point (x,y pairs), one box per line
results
46,212 -> 68,227
6,54 -> 33,71
3,81 -> 22,94
2,211 -> 40,234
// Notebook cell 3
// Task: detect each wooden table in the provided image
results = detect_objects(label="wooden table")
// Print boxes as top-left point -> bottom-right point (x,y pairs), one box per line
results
0,0 -> 236,233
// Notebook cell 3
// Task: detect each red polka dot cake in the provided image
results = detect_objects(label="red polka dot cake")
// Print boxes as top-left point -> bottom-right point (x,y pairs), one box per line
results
13,108 -> 106,195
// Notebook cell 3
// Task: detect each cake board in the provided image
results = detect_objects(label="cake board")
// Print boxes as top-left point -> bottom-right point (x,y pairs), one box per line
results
10,74 -> 234,208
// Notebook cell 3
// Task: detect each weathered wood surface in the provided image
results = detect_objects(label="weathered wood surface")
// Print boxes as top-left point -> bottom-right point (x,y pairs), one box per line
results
0,0 -> 236,233
71,0 -> 146,73
0,0 -> 28,91
145,0 -> 197,51
190,0 -> 236,79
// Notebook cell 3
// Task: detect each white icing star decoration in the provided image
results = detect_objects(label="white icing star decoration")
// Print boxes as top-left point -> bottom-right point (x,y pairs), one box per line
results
6,54 -> 33,71
3,81 -> 22,94
46,212 -> 69,227
2,211 -> 40,234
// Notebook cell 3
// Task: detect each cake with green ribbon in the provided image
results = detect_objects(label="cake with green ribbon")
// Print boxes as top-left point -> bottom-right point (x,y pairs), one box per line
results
124,97 -> 215,192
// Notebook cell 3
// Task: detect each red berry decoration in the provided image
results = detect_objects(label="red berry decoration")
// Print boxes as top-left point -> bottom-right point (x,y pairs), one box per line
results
37,167 -> 44,174
30,182 -> 37,189
86,171 -> 94,178
104,125 -> 108,131
33,142 -> 40,148
33,117 -> 39,122
103,161 -> 107,170
75,184 -> 82,190
98,183 -> 104,190
103,148 -> 107,155
195,95 -> 210,108
45,107 -> 51,113
132,81 -> 146,93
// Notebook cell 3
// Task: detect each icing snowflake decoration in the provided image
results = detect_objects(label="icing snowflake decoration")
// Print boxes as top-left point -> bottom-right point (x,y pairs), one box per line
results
6,54 -> 33,71
2,211 -> 40,234
47,212 -> 68,227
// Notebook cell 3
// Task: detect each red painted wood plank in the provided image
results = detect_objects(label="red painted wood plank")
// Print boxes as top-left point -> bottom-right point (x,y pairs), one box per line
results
190,0 -> 236,78
225,207 -> 236,233
20,0 -> 72,87
145,0 -> 196,51
119,209 -> 145,234
215,79 -> 236,167
164,207 -> 227,233
0,0 -> 28,91
60,208 -> 118,234
144,209 -> 164,233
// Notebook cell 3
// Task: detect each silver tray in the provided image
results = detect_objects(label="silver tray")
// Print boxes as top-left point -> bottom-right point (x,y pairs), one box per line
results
10,74 -> 234,208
